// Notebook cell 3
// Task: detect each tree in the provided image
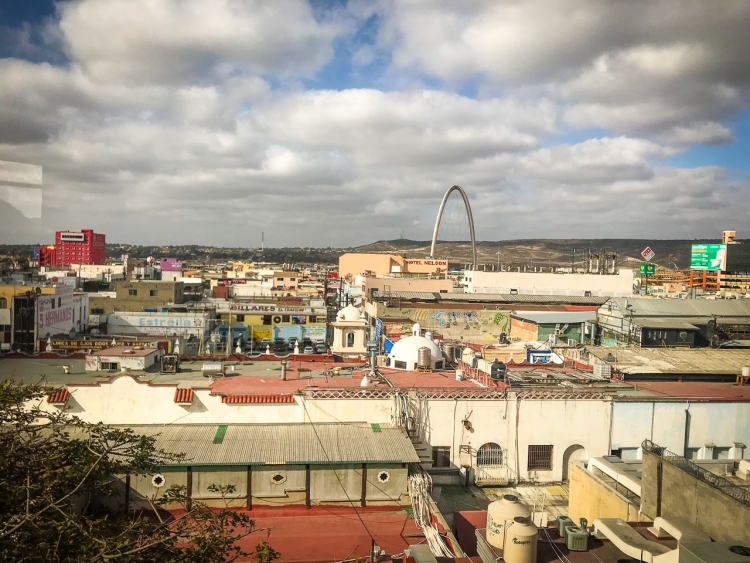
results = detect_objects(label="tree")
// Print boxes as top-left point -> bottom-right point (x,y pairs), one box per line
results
0,381 -> 278,563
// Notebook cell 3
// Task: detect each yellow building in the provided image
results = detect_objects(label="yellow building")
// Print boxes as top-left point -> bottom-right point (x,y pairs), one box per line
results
218,302 -> 328,343
0,285 -> 57,351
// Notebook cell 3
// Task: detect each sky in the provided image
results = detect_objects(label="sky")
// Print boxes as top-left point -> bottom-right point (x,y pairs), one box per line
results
0,0 -> 749,247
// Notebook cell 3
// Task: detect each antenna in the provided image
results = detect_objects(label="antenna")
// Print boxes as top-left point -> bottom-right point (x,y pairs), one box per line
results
261,232 -> 264,252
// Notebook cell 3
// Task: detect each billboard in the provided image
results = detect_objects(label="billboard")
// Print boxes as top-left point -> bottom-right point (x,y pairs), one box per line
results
690,244 -> 727,271
37,285 -> 74,337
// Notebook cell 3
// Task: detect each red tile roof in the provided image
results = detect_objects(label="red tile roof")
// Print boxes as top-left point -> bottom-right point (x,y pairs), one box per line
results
221,394 -> 296,404
173,388 -> 194,404
47,388 -> 70,404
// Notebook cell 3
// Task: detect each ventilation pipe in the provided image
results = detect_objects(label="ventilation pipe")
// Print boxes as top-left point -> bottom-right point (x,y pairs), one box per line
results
281,361 -> 287,381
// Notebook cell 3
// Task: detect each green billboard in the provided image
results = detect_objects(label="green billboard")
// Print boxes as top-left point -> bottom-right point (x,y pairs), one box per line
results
690,244 -> 727,271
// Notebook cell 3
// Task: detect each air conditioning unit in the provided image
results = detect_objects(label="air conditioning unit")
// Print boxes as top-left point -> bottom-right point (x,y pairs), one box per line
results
679,541 -> 750,563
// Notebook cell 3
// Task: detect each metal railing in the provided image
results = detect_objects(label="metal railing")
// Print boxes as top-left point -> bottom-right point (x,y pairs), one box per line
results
642,439 -> 750,508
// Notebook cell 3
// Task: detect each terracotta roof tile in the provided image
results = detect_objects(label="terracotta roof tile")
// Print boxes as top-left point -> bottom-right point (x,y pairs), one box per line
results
174,388 -> 194,404
47,388 -> 70,405
221,394 -> 296,404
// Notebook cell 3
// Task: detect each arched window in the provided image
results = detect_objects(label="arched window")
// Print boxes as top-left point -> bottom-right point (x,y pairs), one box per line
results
477,443 -> 503,466
347,332 -> 354,347
0,297 -> 6,309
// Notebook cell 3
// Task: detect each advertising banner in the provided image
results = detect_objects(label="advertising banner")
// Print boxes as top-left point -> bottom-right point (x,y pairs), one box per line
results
690,244 -> 727,271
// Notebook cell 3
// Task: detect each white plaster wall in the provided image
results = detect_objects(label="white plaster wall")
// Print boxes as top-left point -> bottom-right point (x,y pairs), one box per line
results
423,397 -> 611,482
612,401 -> 750,457
464,270 -> 634,296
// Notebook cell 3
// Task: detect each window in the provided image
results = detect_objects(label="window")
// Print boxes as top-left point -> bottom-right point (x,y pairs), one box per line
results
432,446 -> 451,468
527,445 -> 553,471
309,316 -> 317,323
91,308 -> 104,315
477,443 -> 503,466
394,360 -> 407,369
149,290 -> 158,297
57,298 -> 62,307
377,470 -> 390,483
282,315 -> 290,322
235,314 -> 245,322
347,332 -> 354,347
262,315 -> 272,325
270,472 -> 287,485
128,289 -> 137,296
0,298 -> 6,309
276,277 -> 283,281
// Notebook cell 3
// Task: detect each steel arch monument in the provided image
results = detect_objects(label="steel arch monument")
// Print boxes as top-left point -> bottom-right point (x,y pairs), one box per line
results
430,185 -> 477,271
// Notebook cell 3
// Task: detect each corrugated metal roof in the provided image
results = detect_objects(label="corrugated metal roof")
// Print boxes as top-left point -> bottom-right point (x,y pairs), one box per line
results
376,291 -> 609,305
587,347 -> 750,374
631,318 -> 700,330
608,298 -> 750,317
438,293 -> 609,304
511,311 -> 597,324
111,423 -> 420,466
375,291 -> 439,301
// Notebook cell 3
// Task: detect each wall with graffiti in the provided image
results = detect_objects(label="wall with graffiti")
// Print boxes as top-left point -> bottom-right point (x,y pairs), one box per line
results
380,306 -> 512,343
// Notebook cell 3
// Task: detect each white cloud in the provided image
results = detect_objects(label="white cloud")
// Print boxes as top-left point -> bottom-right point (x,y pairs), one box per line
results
1,0 -> 749,244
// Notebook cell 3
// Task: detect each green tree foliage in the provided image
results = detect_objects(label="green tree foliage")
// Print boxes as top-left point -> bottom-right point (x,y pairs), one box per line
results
0,381 -> 278,563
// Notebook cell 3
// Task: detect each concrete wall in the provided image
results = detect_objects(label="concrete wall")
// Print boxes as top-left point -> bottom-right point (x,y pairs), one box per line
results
363,277 -> 453,296
464,270 -> 634,297
510,317 -> 538,341
568,462 -> 640,524
339,254 -> 404,278
641,450 -> 750,543
124,463 -> 407,510
612,401 -> 750,460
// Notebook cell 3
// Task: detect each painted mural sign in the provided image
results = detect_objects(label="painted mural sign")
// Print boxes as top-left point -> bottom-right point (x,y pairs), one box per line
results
40,339 -> 164,353
404,259 -> 448,274
37,285 -> 74,337
107,314 -> 208,337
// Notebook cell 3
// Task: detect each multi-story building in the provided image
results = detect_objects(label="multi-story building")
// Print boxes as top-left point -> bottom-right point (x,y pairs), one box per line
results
54,230 -> 106,267
36,230 -> 106,268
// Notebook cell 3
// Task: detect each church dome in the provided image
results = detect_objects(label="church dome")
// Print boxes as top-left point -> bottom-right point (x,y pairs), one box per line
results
337,304 -> 364,322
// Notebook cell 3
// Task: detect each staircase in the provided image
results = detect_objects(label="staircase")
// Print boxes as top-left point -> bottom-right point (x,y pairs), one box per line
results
407,427 -> 433,470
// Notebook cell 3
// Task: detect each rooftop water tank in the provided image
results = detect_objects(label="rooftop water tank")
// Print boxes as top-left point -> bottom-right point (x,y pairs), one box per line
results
417,347 -> 431,369
425,331 -> 433,341
743,366 -> 750,379
443,343 -> 455,362
486,495 -> 532,550
503,516 -> 538,563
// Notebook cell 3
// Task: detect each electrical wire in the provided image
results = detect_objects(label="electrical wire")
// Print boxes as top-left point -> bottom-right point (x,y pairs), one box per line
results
301,400 -> 377,545
407,466 -> 455,557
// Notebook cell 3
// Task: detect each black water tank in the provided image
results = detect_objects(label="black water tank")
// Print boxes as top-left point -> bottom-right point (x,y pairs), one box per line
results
490,360 -> 507,380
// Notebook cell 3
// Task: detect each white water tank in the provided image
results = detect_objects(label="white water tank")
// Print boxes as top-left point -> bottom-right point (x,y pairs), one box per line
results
743,366 -> 750,379
486,494 -> 532,550
503,516 -> 538,563
455,369 -> 464,381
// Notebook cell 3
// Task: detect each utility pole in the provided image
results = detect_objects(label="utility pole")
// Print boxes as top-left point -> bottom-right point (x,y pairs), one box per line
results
496,247 -> 500,271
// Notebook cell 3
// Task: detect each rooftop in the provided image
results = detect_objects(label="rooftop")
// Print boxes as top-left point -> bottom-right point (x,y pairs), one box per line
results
93,346 -> 159,357
587,346 -> 750,376
372,290 -> 610,305
607,297 -> 750,317
104,423 -> 420,466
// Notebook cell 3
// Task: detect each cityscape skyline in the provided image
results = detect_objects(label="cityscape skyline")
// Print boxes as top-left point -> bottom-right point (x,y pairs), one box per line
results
1,1 -> 749,246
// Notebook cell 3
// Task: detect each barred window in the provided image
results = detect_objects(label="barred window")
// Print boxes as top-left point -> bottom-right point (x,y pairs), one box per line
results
527,445 -> 553,471
477,443 -> 503,466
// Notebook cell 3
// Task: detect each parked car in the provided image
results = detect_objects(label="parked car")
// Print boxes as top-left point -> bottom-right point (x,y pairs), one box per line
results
303,346 -> 314,354
287,337 -> 300,351
315,343 -> 326,354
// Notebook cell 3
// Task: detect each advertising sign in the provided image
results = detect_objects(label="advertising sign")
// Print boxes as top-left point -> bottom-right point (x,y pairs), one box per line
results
641,247 -> 655,262
690,244 -> 727,271
404,259 -> 448,274
639,263 -> 655,275
107,313 -> 208,337
40,339 -> 163,353
37,286 -> 74,337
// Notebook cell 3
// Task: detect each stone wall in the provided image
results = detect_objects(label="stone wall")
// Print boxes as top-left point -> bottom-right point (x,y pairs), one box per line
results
568,462 -> 640,524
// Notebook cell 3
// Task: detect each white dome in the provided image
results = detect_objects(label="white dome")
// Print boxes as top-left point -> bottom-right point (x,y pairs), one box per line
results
389,335 -> 442,369
337,304 -> 363,322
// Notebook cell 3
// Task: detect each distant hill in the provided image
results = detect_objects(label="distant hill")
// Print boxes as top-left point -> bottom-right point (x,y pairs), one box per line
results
354,238 -> 744,270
